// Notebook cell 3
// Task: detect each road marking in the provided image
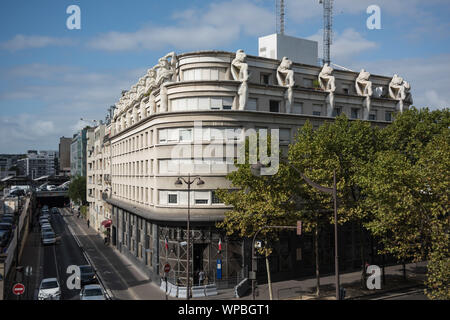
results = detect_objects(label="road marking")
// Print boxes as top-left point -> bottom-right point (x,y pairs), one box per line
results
62,210 -> 124,300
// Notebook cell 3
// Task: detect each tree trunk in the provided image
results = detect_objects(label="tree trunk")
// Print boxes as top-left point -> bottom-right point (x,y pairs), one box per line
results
315,216 -> 320,296
265,249 -> 273,300
359,223 -> 366,289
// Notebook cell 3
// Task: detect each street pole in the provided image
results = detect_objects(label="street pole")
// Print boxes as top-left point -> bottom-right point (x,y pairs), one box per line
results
187,173 -> 190,300
175,174 -> 204,300
333,170 -> 340,300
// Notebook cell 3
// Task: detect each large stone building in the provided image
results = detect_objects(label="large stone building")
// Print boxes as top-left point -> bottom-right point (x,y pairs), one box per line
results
97,37 -> 412,289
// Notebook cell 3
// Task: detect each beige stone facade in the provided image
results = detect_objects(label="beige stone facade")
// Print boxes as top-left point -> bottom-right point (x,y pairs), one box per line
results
103,50 -> 410,287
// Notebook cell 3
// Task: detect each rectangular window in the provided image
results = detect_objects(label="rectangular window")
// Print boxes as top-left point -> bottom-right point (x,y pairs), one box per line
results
303,78 -> 313,88
385,111 -> 392,122
269,100 -> 280,113
179,128 -> 192,142
332,107 -> 342,117
159,129 -> 167,143
313,104 -> 322,116
369,111 -> 377,121
351,108 -> 359,119
247,98 -> 257,111
194,191 -> 210,205
211,190 -> 221,204
280,128 -> 291,143
260,73 -> 271,85
222,97 -> 233,110
292,102 -> 303,114
168,193 -> 178,204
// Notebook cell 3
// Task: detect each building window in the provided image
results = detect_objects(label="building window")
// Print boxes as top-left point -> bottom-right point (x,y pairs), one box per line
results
279,128 -> 291,144
168,193 -> 178,204
269,100 -> 280,113
183,68 -> 221,81
369,110 -> 377,121
179,128 -> 192,142
303,78 -> 313,88
211,190 -> 221,204
332,107 -> 342,117
351,108 -> 359,119
385,111 -> 392,122
313,104 -> 322,116
260,73 -> 271,85
247,98 -> 257,111
292,102 -> 303,114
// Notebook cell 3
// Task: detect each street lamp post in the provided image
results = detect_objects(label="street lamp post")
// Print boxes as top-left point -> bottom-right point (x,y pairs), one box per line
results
251,161 -> 340,300
175,174 -> 204,300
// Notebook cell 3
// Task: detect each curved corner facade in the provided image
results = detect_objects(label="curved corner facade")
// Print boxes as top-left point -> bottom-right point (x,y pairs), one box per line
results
100,50 -> 411,287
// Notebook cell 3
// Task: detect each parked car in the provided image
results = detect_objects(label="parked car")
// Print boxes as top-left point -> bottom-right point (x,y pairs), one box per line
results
41,223 -> 52,230
0,223 -> 12,247
41,231 -> 56,245
77,265 -> 98,285
39,218 -> 50,226
41,226 -> 53,235
38,278 -> 61,300
79,284 -> 106,300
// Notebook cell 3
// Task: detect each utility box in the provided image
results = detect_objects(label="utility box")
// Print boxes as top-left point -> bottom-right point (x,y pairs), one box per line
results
258,33 -> 319,66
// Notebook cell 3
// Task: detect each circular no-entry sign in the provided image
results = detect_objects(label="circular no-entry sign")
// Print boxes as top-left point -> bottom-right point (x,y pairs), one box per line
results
164,264 -> 171,273
12,283 -> 25,296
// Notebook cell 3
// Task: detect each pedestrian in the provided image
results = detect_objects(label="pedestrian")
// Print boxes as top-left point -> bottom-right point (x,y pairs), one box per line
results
87,219 -> 90,228
198,270 -> 205,286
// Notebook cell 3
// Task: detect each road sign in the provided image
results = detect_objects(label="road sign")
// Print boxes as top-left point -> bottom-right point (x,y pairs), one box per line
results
164,263 -> 171,273
297,221 -> 302,235
12,283 -> 25,296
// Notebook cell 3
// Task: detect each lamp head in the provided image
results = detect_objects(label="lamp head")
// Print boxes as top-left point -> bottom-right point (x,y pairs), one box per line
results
175,178 -> 183,185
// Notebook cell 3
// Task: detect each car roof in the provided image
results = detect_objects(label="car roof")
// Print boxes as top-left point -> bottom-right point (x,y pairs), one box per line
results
42,277 -> 58,283
83,284 -> 102,290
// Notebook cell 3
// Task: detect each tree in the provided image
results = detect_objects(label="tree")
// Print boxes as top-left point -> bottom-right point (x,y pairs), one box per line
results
68,175 -> 87,205
359,108 -> 449,299
216,136 -> 300,300
288,115 -> 380,288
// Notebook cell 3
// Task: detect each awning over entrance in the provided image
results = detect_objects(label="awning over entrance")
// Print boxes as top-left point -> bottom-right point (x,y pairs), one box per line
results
101,219 -> 112,228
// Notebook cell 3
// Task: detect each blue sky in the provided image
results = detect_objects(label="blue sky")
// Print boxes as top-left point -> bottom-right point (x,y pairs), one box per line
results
0,0 -> 449,153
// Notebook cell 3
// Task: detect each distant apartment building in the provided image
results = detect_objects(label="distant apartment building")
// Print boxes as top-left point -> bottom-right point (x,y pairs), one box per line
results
17,150 -> 59,179
59,137 -> 72,176
86,122 -> 112,234
70,127 -> 94,177
0,154 -> 24,178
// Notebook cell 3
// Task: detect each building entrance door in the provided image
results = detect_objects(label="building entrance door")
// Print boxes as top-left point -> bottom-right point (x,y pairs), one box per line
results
193,243 -> 207,286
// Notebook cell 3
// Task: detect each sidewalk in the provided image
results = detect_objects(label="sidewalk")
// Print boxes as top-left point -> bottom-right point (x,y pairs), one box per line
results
62,208 -> 428,300
220,261 -> 427,300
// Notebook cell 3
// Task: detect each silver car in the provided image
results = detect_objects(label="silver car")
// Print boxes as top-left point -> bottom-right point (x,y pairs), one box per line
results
80,284 -> 106,300
41,231 -> 56,245
38,278 -> 61,300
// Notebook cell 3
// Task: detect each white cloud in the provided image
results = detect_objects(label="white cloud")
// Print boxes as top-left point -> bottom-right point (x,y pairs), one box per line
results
0,35 -> 76,52
0,64 -> 147,152
307,28 -> 377,63
346,54 -> 450,110
88,0 -> 273,52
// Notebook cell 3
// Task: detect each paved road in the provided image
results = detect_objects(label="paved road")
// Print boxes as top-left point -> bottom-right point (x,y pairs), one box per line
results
27,208 -> 88,300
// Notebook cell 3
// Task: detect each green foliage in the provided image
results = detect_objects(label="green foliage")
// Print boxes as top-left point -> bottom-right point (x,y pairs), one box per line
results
360,108 -> 449,299
68,175 -> 87,205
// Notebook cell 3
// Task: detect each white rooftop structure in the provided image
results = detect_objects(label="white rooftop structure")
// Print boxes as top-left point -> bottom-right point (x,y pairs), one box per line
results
258,33 -> 319,66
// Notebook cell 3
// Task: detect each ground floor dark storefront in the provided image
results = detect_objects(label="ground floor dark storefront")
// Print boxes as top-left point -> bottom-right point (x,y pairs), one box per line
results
110,203 -> 396,290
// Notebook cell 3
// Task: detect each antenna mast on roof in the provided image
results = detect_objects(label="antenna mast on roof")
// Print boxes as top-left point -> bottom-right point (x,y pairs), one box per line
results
276,0 -> 285,35
319,0 -> 333,65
